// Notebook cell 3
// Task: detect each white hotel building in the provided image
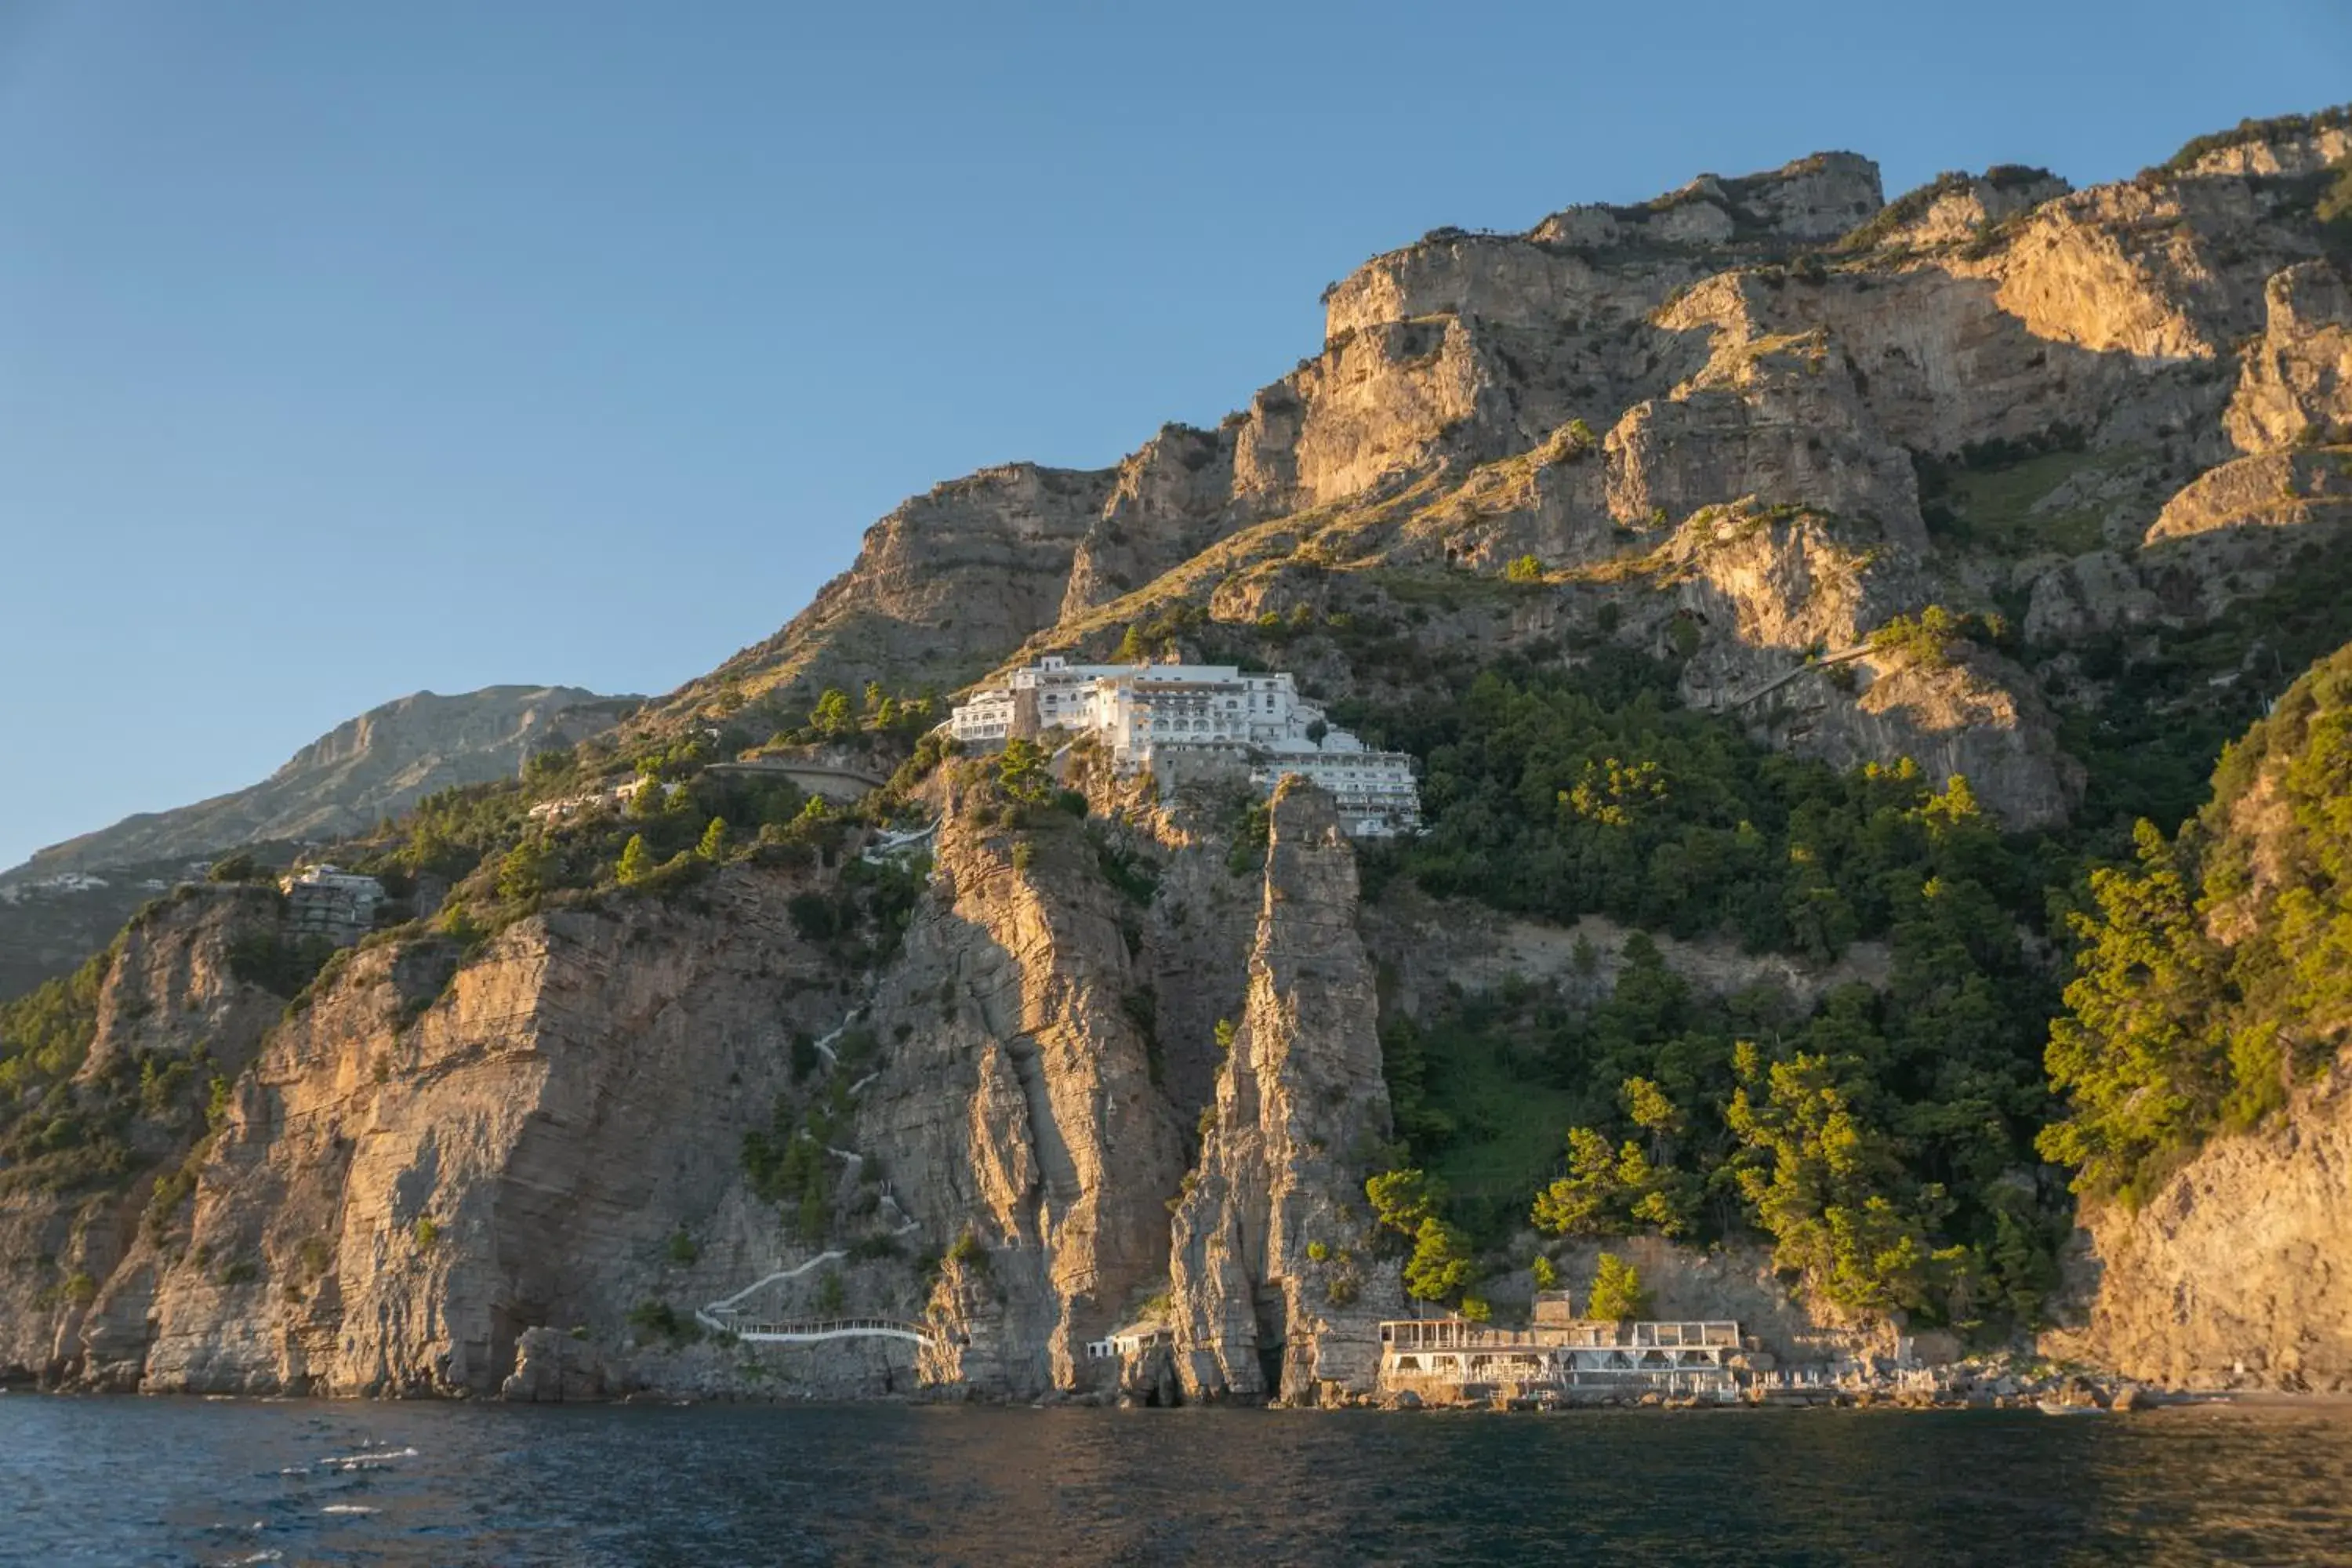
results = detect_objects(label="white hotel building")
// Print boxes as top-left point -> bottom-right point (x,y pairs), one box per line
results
949,656 -> 1421,837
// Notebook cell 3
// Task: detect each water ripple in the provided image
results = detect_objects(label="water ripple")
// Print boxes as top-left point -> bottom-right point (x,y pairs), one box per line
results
2,1396 -> 2349,1565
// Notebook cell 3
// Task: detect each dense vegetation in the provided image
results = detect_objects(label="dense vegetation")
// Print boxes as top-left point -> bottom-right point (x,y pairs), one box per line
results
326,681 -> 946,971
0,944 -> 110,1109
0,928 -> 223,1201
1358,659 -> 2058,964
2040,643 -> 2352,1204
1354,659 -> 2075,1327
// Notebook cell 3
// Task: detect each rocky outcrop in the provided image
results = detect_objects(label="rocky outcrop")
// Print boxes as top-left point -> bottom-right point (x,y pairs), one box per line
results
2047,1061 -> 2352,1391
500,1325 -> 608,1402
114,866 -> 875,1397
1857,168 -> 2073,251
2227,261 -> 2352,454
1290,315 -> 1491,507
1667,508 -> 2080,828
1167,781 -> 1403,1403
1059,425 -> 1242,617
2139,446 -> 2352,614
2022,550 -> 2167,643
718,464 -> 1120,707
1526,153 -> 1884,252
859,783 -> 1185,1398
2171,118 -> 2352,180
1606,333 -> 1925,544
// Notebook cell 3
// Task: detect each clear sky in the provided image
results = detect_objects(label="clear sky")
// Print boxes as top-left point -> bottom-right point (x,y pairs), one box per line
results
1,0 -> 2346,869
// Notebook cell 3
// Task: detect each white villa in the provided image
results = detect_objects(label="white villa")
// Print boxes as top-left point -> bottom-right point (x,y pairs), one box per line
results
949,656 -> 1421,836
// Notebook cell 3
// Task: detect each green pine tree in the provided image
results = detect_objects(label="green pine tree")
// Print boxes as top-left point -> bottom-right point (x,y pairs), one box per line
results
617,834 -> 653,887
1587,1253 -> 1650,1321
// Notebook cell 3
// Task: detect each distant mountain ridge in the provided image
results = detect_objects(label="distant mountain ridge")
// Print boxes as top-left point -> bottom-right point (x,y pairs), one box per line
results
0,685 -> 634,998
5,685 -> 636,885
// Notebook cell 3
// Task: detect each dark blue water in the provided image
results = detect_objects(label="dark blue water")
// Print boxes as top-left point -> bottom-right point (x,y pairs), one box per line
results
6,1395 -> 2351,1566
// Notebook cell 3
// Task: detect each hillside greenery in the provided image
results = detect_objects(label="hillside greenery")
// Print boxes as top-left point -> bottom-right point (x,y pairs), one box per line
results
1355,659 -> 2057,965
16,518 -> 2352,1341
0,932 -> 223,1200
1350,616 -> 2352,1324
2040,642 -> 2352,1205
1363,659 -> 2074,1328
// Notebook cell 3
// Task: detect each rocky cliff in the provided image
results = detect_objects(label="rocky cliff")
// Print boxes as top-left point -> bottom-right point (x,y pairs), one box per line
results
13,866 -> 869,1395
2040,637 -> 2352,1390
858,765 -> 1185,1398
1167,781 -> 1403,1403
2047,1064 -> 2352,1392
644,112 -> 2352,846
0,886 -> 285,1384
9,106 -> 2352,1403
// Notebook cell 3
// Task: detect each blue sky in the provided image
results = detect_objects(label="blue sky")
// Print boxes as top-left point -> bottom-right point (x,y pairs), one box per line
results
1,0 -> 2347,869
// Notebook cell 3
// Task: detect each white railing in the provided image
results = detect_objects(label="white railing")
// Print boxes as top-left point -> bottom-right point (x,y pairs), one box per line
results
719,1316 -> 935,1346
697,1252 -> 942,1348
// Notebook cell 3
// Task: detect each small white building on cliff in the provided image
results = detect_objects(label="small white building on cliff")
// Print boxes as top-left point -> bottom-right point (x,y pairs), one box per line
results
948,655 -> 1421,836
280,864 -> 386,946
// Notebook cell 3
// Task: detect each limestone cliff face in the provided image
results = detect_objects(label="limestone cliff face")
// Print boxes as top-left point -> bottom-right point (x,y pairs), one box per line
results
1667,509 -> 2082,828
2176,120 -> 2352,180
1606,332 -> 1926,545
2047,1062 -> 2352,1392
102,869 -> 855,1396
2134,446 -> 2352,626
0,887 -> 282,1385
673,118 -> 2344,845
720,463 -> 1120,706
2226,261 -> 2352,454
78,890 -> 288,1089
1167,782 -> 1403,1403
1059,425 -> 1242,618
858,779 -> 1183,1397
1520,152 -> 1885,255
1868,169 -> 2072,251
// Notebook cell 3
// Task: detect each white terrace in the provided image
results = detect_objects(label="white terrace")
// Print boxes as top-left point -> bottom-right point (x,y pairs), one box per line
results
1380,1317 -> 1745,1399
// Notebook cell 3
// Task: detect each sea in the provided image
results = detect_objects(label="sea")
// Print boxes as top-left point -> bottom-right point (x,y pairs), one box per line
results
5,1395 -> 2351,1566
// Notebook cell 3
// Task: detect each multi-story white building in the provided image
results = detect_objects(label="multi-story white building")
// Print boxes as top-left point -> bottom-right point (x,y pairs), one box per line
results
948,656 -> 1421,836
281,864 -> 387,946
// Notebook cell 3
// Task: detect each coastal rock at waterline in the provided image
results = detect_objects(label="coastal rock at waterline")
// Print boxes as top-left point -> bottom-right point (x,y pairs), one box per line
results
2045,1062 -> 2352,1393
501,1327 -> 607,1403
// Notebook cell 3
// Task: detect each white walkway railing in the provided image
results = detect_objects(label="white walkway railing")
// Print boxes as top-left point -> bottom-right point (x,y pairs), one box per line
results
695,1251 -> 940,1348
